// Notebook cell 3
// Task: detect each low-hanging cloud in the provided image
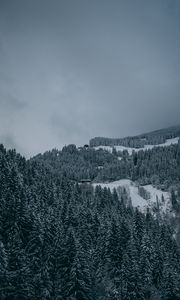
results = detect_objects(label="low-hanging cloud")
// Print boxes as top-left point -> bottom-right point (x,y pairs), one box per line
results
0,0 -> 180,157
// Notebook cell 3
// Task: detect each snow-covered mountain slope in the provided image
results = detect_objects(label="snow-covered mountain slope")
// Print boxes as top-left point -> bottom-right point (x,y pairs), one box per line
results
94,137 -> 179,155
92,179 -> 172,216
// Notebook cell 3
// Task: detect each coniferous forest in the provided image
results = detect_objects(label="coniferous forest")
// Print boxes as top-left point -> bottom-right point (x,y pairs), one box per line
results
1,0 -> 180,298
0,127 -> 180,300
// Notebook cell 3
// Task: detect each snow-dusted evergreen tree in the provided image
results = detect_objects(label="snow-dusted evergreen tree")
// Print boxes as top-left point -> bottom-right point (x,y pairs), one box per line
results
0,135 -> 180,299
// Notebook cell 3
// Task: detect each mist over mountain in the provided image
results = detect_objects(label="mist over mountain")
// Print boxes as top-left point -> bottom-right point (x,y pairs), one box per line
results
1,0 -> 180,156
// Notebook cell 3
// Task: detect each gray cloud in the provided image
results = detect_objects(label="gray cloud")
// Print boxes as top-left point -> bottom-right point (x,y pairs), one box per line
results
0,0 -> 180,156
0,93 -> 26,111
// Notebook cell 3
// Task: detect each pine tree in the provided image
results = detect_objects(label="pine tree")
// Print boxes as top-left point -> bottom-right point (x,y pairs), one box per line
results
0,241 -> 8,300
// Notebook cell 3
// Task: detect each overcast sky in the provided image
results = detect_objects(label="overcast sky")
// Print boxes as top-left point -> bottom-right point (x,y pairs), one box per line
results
0,0 -> 180,157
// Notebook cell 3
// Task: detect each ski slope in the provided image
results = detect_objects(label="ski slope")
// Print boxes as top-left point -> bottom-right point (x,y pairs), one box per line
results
94,137 -> 179,155
92,179 -> 171,215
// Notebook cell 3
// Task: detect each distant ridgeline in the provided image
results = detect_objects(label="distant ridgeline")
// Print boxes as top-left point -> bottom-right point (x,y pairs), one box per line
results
89,125 -> 180,148
30,126 -> 180,189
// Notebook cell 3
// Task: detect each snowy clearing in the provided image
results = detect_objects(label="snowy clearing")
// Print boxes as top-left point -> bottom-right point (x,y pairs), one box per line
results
92,179 -> 171,215
94,137 -> 179,155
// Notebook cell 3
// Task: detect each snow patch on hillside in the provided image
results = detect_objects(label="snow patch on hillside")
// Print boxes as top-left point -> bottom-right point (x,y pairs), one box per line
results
92,179 -> 171,215
94,137 -> 179,155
